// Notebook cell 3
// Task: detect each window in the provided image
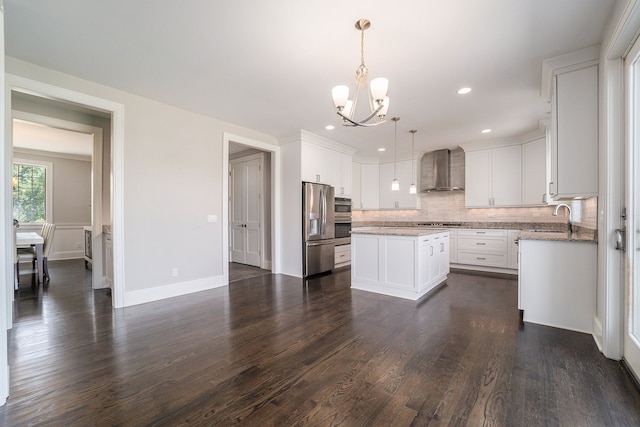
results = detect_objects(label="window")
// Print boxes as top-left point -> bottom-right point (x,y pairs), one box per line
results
12,159 -> 53,223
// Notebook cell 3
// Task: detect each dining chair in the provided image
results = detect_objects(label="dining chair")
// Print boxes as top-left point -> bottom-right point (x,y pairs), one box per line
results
17,222 -> 57,281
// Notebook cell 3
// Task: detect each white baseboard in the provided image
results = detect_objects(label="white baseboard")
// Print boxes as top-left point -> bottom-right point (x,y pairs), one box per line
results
123,275 -> 226,307
49,250 -> 84,261
262,260 -> 273,270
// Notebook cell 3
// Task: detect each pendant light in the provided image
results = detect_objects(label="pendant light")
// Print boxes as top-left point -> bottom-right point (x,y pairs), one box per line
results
391,117 -> 400,191
409,130 -> 417,194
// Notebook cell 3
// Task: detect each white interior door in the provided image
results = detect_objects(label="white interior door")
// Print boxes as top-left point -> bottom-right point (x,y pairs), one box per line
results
624,35 -> 640,378
229,156 -> 262,267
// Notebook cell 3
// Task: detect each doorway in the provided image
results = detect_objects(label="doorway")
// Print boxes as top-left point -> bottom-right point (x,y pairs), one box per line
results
224,134 -> 280,284
229,154 -> 263,268
624,34 -> 640,378
10,95 -> 110,296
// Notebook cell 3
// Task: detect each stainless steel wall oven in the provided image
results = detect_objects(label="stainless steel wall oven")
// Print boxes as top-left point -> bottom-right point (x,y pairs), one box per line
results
334,197 -> 352,240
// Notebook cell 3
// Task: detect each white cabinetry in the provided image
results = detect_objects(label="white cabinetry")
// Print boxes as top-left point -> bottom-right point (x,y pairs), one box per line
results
456,229 -> 508,268
360,163 -> 380,209
301,141 -> 353,196
522,137 -> 547,205
379,160 -> 419,209
352,161 -> 362,209
448,229 -> 458,263
550,64 -> 598,199
464,146 -> 521,207
351,231 -> 449,300
507,230 -> 520,270
519,239 -> 596,333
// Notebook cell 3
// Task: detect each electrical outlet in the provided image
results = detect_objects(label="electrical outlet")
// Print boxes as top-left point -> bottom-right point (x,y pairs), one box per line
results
207,214 -> 217,223
172,268 -> 178,277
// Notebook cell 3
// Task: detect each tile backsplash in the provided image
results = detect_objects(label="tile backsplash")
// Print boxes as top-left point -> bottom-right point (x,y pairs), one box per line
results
353,192 -> 598,229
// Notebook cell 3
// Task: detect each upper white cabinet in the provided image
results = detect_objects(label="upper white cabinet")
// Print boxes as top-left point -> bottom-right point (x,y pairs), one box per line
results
379,160 -> 419,209
522,137 -> 547,205
301,140 -> 353,197
360,163 -> 380,209
550,65 -> 598,199
351,161 -> 362,208
353,160 -> 419,210
464,145 -> 522,207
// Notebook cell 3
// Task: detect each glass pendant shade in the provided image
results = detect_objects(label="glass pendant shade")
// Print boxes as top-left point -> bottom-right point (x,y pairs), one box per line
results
332,85 -> 349,108
409,183 -> 417,194
392,178 -> 400,191
370,77 -> 389,101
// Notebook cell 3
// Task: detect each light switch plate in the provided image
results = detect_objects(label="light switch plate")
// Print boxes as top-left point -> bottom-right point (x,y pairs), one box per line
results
207,214 -> 217,223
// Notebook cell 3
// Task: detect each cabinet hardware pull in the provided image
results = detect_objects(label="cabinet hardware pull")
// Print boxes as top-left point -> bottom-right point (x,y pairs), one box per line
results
476,257 -> 486,260
476,242 -> 486,245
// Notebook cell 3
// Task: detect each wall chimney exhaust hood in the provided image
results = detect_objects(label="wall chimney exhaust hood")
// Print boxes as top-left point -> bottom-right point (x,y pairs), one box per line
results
420,149 -> 464,192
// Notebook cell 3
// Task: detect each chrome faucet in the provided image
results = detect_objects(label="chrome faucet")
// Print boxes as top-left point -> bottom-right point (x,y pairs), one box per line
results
553,203 -> 572,234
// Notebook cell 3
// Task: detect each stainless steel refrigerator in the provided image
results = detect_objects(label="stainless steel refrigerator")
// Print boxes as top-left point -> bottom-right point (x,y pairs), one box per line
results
303,181 -> 335,277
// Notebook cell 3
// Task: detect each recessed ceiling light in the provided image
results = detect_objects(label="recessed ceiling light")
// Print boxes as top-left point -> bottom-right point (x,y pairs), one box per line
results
481,128 -> 492,134
325,125 -> 335,130
457,87 -> 472,95
378,148 -> 386,152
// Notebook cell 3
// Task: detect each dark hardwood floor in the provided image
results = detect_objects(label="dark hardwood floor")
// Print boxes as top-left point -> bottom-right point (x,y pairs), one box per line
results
229,262 -> 272,283
2,259 -> 640,426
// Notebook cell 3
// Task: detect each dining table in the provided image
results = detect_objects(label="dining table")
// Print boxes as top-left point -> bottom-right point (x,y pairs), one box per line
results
16,231 -> 44,284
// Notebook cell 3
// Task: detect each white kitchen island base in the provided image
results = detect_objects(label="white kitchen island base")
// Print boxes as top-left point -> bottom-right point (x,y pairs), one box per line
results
351,228 -> 450,301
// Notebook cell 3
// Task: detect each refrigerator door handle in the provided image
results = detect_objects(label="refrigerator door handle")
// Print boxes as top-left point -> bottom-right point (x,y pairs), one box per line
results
321,187 -> 327,236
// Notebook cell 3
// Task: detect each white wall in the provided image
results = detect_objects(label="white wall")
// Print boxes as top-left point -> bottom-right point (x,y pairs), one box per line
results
5,57 -> 279,304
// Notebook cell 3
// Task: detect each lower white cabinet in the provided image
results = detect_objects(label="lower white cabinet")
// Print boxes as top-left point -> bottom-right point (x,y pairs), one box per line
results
456,229 -> 508,268
519,239 -> 596,333
507,230 -> 520,269
351,231 -> 449,300
451,228 -> 521,272
334,244 -> 351,268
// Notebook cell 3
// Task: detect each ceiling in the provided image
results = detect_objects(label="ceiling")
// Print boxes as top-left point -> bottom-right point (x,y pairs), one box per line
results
13,120 -> 93,157
4,1 -> 617,161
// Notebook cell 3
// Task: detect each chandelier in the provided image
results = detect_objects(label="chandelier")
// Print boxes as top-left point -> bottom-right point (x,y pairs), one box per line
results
331,19 -> 389,127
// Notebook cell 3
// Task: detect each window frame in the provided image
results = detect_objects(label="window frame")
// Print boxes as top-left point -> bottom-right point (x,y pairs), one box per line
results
12,157 -> 53,225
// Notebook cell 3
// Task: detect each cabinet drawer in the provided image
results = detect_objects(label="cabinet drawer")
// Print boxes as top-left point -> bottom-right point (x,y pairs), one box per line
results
458,236 -> 507,252
457,229 -> 507,238
335,244 -> 351,267
457,251 -> 507,267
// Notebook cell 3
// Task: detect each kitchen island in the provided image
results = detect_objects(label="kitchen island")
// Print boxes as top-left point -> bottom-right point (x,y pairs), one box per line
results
351,228 -> 449,300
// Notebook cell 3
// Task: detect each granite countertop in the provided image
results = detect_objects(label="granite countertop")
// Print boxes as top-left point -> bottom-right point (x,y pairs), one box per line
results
518,230 -> 597,243
353,220 -> 598,242
351,227 -> 449,237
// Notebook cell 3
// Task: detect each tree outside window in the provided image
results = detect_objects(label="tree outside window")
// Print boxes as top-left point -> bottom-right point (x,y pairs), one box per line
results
13,162 -> 47,223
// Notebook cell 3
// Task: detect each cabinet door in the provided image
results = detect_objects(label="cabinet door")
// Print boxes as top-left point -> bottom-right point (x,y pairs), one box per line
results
360,164 -> 380,209
554,65 -> 598,198
396,159 -> 419,209
522,138 -> 546,205
352,161 -> 362,209
301,142 -> 328,184
465,150 -> 491,207
492,145 -> 522,206
378,162 -> 396,209
338,154 -> 352,197
507,230 -> 520,269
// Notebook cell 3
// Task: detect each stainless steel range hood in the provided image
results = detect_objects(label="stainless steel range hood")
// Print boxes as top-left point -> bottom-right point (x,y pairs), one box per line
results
420,149 -> 464,192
